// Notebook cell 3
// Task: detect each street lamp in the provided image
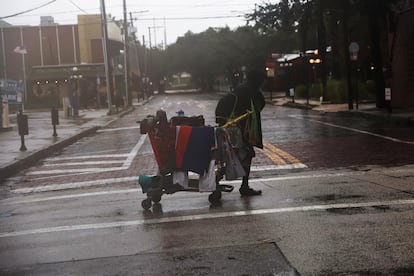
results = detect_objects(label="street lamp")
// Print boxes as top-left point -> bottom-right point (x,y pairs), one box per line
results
280,58 -> 293,100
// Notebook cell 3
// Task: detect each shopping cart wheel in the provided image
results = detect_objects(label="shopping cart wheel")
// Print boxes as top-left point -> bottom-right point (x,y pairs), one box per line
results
141,198 -> 152,210
208,191 -> 222,203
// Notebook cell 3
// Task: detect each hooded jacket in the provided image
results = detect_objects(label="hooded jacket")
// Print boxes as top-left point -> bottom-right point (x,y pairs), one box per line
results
215,80 -> 265,149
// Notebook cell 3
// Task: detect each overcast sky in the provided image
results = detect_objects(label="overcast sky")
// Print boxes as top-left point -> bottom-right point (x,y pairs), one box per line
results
0,0 -> 261,46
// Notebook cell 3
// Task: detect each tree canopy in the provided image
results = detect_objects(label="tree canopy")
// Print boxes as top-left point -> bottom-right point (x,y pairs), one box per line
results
138,0 -> 412,104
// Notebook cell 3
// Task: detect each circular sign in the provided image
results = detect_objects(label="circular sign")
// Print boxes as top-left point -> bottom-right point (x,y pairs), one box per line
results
349,42 -> 359,53
349,42 -> 359,61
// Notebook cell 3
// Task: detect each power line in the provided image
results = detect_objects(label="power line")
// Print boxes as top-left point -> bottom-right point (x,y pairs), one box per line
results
136,15 -> 245,21
66,0 -> 88,14
0,0 -> 57,20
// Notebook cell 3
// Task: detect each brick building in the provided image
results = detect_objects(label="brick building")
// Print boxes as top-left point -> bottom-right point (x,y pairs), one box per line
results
0,15 -> 137,109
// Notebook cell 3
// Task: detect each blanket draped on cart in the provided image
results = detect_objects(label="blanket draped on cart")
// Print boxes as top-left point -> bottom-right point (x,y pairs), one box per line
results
149,126 -> 215,176
175,126 -> 215,175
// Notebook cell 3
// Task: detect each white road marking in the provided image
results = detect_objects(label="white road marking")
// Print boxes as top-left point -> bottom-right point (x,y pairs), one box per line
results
123,135 -> 146,167
46,154 -> 130,161
1,199 -> 413,238
12,176 -> 138,194
290,115 -> 414,145
251,164 -> 307,171
1,189 -> 141,205
43,160 -> 125,166
13,166 -> 328,194
97,126 -> 140,132
27,167 -> 126,175
28,135 -> 147,176
11,164 -> 414,195
12,169 -> 357,194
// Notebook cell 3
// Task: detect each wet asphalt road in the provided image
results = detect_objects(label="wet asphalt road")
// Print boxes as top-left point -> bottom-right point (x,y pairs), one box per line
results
0,92 -> 414,275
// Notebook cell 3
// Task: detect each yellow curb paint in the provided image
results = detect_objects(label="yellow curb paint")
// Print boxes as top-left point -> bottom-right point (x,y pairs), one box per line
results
260,147 -> 286,165
263,140 -> 301,164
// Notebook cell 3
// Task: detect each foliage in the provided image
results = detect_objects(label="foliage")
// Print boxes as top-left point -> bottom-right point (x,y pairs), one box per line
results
134,0 -> 410,103
294,84 -> 307,98
294,78 -> 375,104
162,26 -> 272,91
326,79 -> 347,103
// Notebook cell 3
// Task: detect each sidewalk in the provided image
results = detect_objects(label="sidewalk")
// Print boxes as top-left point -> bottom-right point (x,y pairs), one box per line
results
265,91 -> 414,126
0,101 -> 142,182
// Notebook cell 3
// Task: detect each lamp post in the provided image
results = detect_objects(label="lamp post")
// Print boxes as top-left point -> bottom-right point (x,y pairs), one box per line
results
122,0 -> 130,107
100,0 -> 113,115
280,57 -> 293,100
308,57 -> 322,103
70,66 -> 82,117
309,58 -> 322,81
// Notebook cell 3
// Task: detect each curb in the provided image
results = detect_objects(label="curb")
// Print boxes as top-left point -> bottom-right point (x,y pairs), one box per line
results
268,98 -> 414,127
337,110 -> 414,127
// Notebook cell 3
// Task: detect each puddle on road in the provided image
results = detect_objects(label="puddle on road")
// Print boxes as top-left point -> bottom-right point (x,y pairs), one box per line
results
311,194 -> 365,201
0,213 -> 13,218
326,206 -> 366,215
325,204 -> 400,215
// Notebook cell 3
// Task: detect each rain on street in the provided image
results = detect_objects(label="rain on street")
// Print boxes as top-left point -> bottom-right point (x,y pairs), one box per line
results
1,92 -> 414,275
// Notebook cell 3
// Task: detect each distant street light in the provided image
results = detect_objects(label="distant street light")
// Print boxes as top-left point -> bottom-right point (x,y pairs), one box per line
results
309,58 -> 322,64
280,57 -> 293,98
309,58 -> 322,85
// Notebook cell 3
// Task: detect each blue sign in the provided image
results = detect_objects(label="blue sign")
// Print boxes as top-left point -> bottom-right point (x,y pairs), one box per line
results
0,79 -> 24,104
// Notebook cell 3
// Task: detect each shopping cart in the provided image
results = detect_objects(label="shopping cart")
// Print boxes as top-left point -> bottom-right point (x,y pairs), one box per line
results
137,109 -> 250,210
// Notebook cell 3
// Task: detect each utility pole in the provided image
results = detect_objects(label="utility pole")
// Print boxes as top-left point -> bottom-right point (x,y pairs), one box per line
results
148,27 -> 152,49
163,17 -> 167,49
100,0 -> 113,114
129,10 -> 149,43
129,12 -> 137,42
147,27 -> 152,79
150,25 -> 163,49
143,35 -> 147,77
123,0 -> 130,106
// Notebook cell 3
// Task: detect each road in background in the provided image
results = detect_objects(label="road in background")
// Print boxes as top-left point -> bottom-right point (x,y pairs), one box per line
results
1,92 -> 413,275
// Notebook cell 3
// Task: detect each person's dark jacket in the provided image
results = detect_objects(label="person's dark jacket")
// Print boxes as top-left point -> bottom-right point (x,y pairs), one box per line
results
215,81 -> 265,149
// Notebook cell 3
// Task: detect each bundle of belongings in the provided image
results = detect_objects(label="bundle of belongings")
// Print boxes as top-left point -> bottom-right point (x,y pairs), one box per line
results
139,110 -> 246,192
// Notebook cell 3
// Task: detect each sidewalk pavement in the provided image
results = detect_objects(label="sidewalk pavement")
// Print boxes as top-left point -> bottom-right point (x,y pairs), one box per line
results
265,91 -> 414,125
0,97 -> 148,182
1,93 -> 413,182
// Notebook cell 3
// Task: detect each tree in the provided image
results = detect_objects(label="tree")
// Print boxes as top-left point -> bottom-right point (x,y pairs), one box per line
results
163,26 -> 271,91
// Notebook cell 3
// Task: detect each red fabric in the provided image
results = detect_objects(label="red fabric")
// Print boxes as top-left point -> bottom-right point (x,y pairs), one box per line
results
148,127 -> 176,170
175,126 -> 193,168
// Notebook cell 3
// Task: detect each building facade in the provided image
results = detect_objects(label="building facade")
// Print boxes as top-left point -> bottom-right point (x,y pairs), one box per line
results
0,15 -> 131,109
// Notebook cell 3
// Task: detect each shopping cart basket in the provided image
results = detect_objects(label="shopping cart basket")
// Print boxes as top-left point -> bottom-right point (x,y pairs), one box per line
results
137,109 -> 250,210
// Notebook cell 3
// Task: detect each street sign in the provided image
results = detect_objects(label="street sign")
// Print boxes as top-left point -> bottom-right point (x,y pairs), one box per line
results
349,42 -> 359,61
385,87 -> 392,101
0,79 -> 24,104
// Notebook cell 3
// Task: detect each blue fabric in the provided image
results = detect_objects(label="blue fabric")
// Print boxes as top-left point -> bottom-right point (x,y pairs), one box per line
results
181,127 -> 215,175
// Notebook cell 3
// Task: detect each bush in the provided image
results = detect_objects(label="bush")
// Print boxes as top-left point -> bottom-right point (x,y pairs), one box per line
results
359,80 -> 376,101
293,78 -> 376,104
294,82 -> 323,100
309,82 -> 322,99
294,84 -> 307,98
326,79 -> 347,103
